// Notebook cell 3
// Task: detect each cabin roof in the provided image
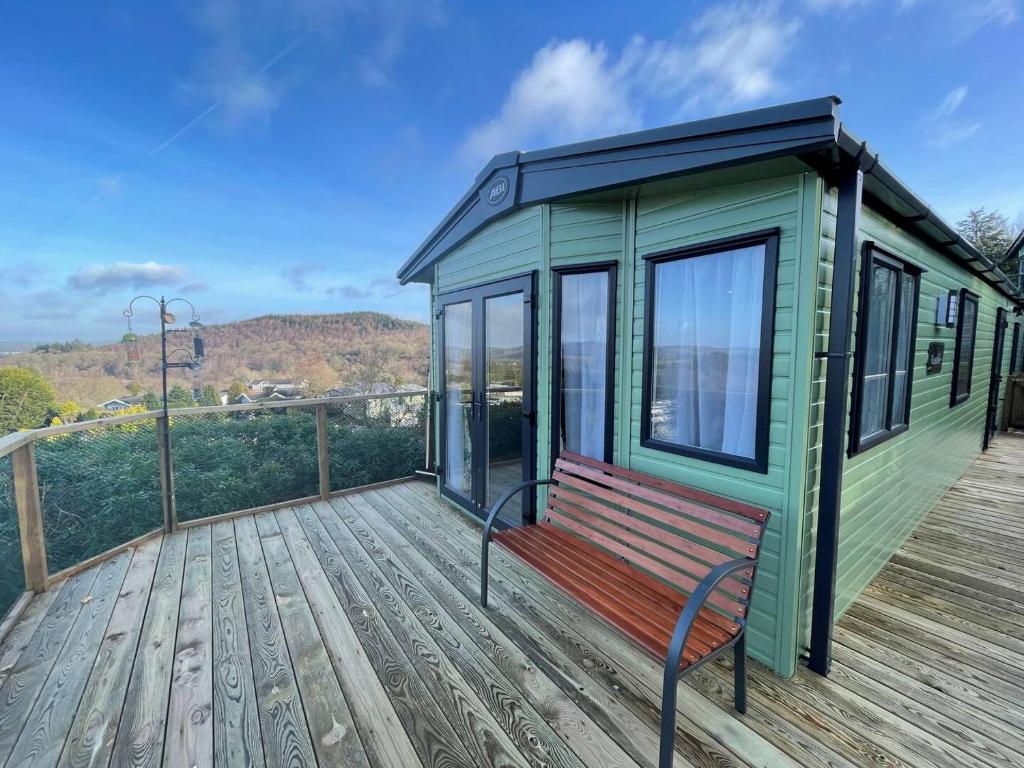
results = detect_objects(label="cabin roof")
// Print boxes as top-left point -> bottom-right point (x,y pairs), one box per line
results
397,95 -> 1022,304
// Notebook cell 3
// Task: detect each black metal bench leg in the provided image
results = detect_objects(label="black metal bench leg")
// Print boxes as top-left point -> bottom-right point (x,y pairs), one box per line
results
734,632 -> 747,714
659,660 -> 680,768
480,542 -> 489,608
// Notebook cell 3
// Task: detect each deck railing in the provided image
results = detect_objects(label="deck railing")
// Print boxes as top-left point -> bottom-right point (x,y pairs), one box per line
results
0,391 -> 431,623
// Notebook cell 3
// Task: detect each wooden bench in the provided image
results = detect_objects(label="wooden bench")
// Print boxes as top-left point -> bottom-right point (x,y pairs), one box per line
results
480,451 -> 770,768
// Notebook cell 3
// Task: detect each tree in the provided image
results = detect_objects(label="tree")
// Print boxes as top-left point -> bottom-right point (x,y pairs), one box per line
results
304,359 -> 337,397
200,385 -> 221,406
957,208 -> 1014,264
167,385 -> 194,409
0,367 -> 57,434
56,400 -> 81,423
350,345 -> 400,393
142,392 -> 161,411
227,380 -> 248,403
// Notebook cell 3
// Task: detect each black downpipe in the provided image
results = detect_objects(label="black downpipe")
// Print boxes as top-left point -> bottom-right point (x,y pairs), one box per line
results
809,163 -> 863,676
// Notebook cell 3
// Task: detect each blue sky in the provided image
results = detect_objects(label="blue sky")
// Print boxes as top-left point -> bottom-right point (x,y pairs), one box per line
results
0,0 -> 1021,342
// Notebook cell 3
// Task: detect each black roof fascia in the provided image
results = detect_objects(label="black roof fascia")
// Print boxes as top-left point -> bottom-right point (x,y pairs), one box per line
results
836,126 -> 1023,304
398,96 -> 1022,307
396,96 -> 841,284
1008,229 -> 1024,260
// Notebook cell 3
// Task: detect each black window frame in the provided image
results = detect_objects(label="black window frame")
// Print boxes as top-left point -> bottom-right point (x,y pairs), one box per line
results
551,261 -> 618,465
847,243 -> 922,457
950,289 -> 980,407
1010,321 -> 1022,374
640,228 -> 779,474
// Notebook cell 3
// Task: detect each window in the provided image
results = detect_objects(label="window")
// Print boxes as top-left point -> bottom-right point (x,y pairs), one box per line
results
848,244 -> 921,455
552,264 -> 617,462
950,290 -> 979,406
641,229 -> 779,473
1011,322 -> 1022,374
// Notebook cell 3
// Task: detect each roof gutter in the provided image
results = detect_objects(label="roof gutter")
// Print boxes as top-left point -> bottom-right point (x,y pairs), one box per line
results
837,127 -> 1023,304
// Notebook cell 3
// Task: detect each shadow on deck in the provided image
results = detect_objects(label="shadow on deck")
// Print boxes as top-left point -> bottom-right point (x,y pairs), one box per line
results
0,439 -> 1022,767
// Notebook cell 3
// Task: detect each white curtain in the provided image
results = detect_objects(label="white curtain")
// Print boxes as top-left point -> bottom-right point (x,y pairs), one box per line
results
561,272 -> 609,459
651,245 -> 765,459
444,305 -> 473,494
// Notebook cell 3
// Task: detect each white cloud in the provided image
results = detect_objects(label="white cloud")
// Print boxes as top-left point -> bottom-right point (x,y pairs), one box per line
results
68,261 -> 187,293
954,0 -> 1018,33
803,0 -> 869,11
461,39 -> 641,163
924,86 -> 981,148
177,0 -> 441,132
460,2 -> 801,163
895,0 -> 1019,32
356,0 -> 445,89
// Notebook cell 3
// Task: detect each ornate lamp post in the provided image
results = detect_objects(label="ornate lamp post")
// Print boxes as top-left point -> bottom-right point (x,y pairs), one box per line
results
122,295 -> 205,532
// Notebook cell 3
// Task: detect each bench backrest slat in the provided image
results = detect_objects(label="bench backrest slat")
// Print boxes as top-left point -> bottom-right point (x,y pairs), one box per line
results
543,452 -> 770,622
560,451 -> 769,523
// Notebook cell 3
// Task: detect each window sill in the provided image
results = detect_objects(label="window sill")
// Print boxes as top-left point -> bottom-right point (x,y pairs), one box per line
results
639,436 -> 768,474
847,423 -> 910,458
950,392 -> 971,407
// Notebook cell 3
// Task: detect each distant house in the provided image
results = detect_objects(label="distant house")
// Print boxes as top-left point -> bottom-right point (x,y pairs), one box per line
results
324,386 -> 360,398
97,395 -> 144,412
247,379 -> 308,396
233,390 -> 300,405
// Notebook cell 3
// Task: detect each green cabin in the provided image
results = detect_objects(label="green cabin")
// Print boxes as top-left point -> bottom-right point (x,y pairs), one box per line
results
396,96 -> 1023,679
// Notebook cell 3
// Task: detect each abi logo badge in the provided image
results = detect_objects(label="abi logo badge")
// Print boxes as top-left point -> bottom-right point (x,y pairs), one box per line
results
486,176 -> 510,206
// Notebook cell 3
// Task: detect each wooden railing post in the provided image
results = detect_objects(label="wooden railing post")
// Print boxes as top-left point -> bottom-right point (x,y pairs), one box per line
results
156,415 -> 177,532
316,403 -> 330,500
12,443 -> 47,591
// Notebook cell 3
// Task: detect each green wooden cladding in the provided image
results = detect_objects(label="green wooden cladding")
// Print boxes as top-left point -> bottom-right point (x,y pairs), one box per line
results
430,161 -> 1015,679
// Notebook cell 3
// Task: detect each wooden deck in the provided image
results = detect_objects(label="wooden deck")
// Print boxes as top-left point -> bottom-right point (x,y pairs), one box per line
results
0,439 -> 1022,768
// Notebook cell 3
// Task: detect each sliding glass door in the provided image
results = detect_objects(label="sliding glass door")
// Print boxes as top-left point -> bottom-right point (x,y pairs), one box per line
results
439,275 -> 535,524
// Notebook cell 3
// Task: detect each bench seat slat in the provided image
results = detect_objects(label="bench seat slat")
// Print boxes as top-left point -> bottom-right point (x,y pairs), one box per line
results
496,527 -> 739,665
497,532 -> 702,662
546,493 -> 752,601
540,525 -> 742,636
509,526 -> 735,651
545,511 -> 748,617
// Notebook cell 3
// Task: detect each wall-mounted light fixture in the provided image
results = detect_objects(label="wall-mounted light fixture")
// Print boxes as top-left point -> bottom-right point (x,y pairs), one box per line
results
936,289 -> 959,328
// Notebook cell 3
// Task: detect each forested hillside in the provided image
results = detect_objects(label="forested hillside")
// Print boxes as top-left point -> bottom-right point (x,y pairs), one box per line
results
0,312 -> 429,405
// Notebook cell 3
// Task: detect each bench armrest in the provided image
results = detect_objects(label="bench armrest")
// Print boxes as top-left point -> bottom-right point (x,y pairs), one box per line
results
480,478 -> 553,607
482,478 -> 553,544
666,557 -> 758,672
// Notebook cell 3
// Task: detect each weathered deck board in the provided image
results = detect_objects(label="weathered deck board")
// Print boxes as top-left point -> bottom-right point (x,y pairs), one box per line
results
109,529 -> 187,768
0,563 -> 103,764
253,511 -> 369,768
0,435 -> 1021,767
234,515 -> 317,768
57,538 -> 161,768
0,583 -> 64,690
292,501 -> 482,768
5,551 -> 132,768
211,520 -> 265,768
164,527 -> 214,768
275,508 -> 424,768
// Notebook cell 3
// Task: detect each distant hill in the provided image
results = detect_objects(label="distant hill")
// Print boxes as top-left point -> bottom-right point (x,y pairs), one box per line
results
0,312 -> 429,406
